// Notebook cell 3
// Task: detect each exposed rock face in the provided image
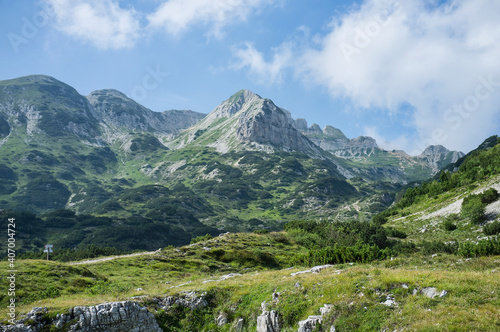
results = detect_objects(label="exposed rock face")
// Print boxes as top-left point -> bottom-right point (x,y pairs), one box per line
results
0,75 -> 205,149
172,89 -> 322,156
236,98 -> 319,153
257,310 -> 280,332
155,291 -> 208,310
308,123 -> 323,135
296,119 -> 378,156
233,318 -> 244,331
87,89 -> 205,137
417,145 -> 465,174
297,304 -> 334,332
296,117 -> 465,181
298,315 -> 322,332
0,75 -> 102,143
210,89 -> 263,118
293,118 -> 308,131
2,301 -> 161,332
290,264 -> 336,276
3,307 -> 48,332
216,314 -> 228,326
67,301 -> 162,331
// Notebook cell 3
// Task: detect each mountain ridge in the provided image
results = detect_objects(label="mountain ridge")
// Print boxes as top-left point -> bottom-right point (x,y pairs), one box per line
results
167,89 -> 324,158
0,74 -> 468,248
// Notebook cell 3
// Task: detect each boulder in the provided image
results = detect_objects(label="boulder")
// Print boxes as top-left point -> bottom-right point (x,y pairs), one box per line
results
233,318 -> 244,331
2,302 -> 161,332
421,287 -> 439,299
298,315 -> 322,332
216,314 -> 228,326
256,310 -> 280,332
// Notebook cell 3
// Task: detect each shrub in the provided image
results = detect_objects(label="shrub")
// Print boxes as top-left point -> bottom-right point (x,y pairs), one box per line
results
481,188 -> 499,204
292,242 -> 390,266
461,194 -> 486,225
483,221 -> 500,235
459,239 -> 500,257
421,241 -> 458,255
385,227 -> 407,239
372,214 -> 388,225
269,232 -> 289,244
443,219 -> 457,231
190,234 -> 213,244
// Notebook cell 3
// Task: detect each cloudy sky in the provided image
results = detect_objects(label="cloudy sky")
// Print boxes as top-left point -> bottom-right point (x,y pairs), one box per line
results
1,0 -> 499,155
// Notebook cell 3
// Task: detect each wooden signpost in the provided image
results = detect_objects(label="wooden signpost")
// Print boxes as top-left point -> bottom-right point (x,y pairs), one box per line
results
44,244 -> 53,260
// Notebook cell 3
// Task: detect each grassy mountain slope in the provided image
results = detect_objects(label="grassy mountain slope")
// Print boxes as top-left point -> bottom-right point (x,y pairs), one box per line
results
378,136 -> 500,244
1,231 -> 498,331
0,75 -> 468,253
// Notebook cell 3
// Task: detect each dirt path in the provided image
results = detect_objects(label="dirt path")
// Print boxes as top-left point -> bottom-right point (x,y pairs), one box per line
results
68,250 -> 160,265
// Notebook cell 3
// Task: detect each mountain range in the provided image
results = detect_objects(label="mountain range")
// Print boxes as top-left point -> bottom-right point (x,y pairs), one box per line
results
0,75 -> 465,250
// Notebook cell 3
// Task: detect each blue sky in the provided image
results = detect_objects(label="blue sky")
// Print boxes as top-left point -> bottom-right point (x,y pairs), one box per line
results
1,0 -> 499,155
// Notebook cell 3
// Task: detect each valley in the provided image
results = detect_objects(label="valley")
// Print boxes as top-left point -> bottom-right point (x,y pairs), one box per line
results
0,75 -> 463,252
0,75 -> 499,331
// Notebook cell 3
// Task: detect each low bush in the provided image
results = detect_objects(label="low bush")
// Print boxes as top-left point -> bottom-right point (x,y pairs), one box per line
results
481,188 -> 498,204
443,219 -> 457,231
483,221 -> 500,235
385,227 -> 407,239
459,239 -> 500,257
372,214 -> 388,225
420,241 -> 458,255
190,234 -> 213,244
461,194 -> 486,225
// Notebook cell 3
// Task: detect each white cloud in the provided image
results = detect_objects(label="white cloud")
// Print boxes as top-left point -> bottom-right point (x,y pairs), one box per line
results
232,42 -> 293,85
147,0 -> 277,37
299,0 -> 500,153
234,0 -> 500,153
44,0 -> 278,48
45,0 -> 141,49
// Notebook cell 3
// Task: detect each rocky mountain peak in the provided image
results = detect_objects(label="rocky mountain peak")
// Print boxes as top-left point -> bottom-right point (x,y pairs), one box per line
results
420,145 -> 450,157
350,136 -> 379,149
15,74 -> 61,84
88,89 -> 129,100
87,89 -> 205,138
235,97 -> 320,153
0,75 -> 100,142
309,124 -> 323,135
323,125 -> 347,139
293,118 -> 308,131
171,90 -> 322,156
417,144 -> 465,174
2,75 -> 82,99
211,89 -> 263,118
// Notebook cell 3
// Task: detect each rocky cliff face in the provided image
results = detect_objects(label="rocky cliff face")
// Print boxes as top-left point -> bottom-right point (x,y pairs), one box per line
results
235,98 -> 319,153
87,89 -> 205,138
294,117 -> 465,181
170,89 -> 322,156
0,75 -> 102,144
417,145 -> 465,174
0,75 -> 205,147
296,119 -> 378,156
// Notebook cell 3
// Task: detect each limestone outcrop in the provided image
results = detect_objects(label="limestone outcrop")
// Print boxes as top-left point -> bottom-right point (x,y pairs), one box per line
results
256,309 -> 280,332
2,301 -> 161,332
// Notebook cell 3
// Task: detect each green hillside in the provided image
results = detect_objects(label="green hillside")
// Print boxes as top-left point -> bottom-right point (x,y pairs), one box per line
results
0,75 -> 484,258
374,136 -> 500,246
1,229 -> 498,331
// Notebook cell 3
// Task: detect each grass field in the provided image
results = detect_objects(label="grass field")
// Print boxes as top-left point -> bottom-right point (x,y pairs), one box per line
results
1,232 -> 499,331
